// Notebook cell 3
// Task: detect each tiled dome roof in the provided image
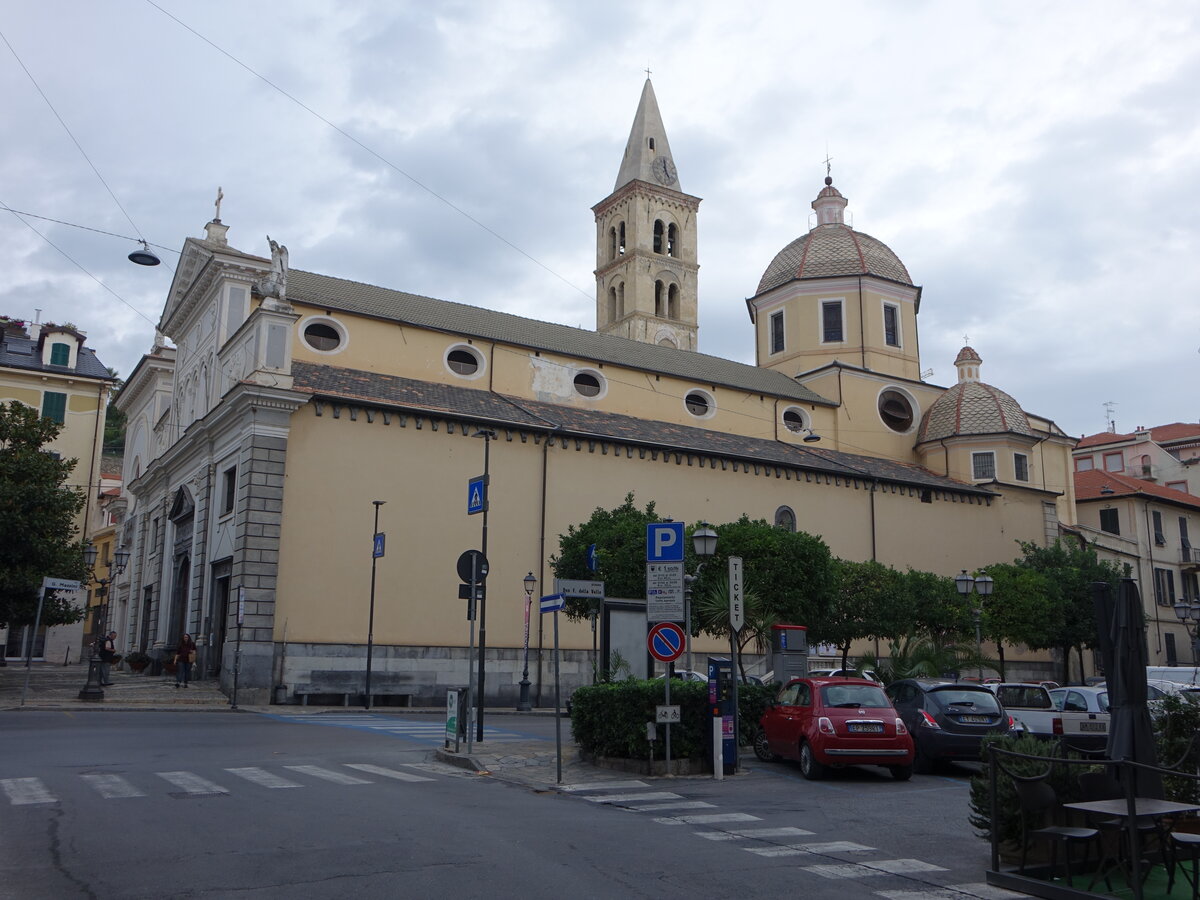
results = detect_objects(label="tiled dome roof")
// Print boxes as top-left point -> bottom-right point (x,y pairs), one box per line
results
918,381 -> 1033,443
754,180 -> 912,296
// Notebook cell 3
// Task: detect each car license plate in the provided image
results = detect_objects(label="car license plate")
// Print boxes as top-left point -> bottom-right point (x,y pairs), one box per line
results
1079,721 -> 1106,732
959,715 -> 990,724
848,723 -> 884,733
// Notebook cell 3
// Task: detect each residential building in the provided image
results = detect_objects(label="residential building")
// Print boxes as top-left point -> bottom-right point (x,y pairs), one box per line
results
0,314 -> 114,663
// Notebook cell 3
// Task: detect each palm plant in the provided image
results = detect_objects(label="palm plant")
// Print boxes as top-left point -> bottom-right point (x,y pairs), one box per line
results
692,574 -> 767,682
856,634 -> 998,684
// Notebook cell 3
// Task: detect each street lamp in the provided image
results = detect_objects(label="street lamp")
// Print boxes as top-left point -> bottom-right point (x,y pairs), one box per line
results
956,570 -> 994,681
683,523 -> 718,673
78,542 -> 130,701
365,500 -> 385,710
1172,598 -> 1200,664
517,572 -> 536,711
472,427 -> 496,740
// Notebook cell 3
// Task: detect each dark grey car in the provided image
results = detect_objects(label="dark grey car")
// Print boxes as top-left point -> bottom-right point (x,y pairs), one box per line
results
886,678 -> 1013,773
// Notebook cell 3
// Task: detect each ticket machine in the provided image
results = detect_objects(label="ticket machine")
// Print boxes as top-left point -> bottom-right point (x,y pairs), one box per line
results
769,624 -> 809,684
707,656 -> 736,775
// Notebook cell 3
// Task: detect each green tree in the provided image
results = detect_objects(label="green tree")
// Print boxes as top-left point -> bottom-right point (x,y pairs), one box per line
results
0,401 -> 88,629
692,572 -> 767,681
985,540 -> 1124,683
102,368 -> 126,454
815,559 -> 907,669
903,568 -> 973,642
550,492 -> 661,619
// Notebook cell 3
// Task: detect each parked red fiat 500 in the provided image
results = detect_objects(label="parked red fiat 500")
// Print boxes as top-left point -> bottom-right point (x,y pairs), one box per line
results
755,677 -> 915,781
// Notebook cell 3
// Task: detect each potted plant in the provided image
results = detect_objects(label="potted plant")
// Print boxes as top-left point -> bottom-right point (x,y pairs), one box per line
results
125,651 -> 151,674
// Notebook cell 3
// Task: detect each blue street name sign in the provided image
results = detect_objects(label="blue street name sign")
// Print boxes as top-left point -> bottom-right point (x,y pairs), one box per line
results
373,533 -> 385,558
646,522 -> 685,562
539,593 -> 565,614
467,475 -> 488,515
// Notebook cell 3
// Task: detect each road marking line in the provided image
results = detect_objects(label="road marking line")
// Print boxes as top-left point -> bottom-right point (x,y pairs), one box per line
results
876,892 -> 963,899
728,826 -> 816,838
803,863 -> 888,879
653,813 -> 760,825
799,841 -> 875,853
157,772 -> 228,794
80,774 -> 144,798
1,778 -> 56,805
629,801 -> 715,812
868,859 -> 947,874
583,791 -> 682,803
284,765 -> 371,785
344,764 -> 433,782
559,781 -> 650,792
695,829 -> 744,840
745,846 -> 812,857
224,768 -> 303,788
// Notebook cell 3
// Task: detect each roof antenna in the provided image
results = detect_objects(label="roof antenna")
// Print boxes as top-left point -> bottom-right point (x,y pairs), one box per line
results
1104,401 -> 1117,433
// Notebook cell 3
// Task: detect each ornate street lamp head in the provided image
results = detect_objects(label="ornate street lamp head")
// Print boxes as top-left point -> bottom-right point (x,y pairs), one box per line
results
692,523 -> 718,559
524,571 -> 537,597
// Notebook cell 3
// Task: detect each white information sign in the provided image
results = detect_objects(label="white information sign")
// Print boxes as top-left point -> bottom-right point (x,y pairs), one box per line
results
42,578 -> 82,592
645,561 -> 684,623
556,579 -> 605,599
728,556 -> 744,633
656,705 -> 681,723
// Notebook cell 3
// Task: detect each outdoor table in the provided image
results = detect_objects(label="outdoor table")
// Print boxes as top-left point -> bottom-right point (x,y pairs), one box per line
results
1063,798 -> 1200,896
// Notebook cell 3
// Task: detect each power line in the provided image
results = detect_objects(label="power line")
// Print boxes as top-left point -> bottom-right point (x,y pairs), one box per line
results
1,201 -> 161,328
145,0 -> 593,304
0,27 -> 150,245
0,205 -> 179,255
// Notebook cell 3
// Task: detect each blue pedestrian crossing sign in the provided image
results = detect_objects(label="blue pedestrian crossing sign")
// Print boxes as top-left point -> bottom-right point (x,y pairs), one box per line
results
587,543 -> 597,572
372,533 -> 385,558
646,522 -> 685,561
467,475 -> 488,515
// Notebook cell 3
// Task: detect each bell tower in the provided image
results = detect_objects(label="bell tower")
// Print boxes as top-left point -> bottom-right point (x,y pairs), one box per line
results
593,79 -> 701,351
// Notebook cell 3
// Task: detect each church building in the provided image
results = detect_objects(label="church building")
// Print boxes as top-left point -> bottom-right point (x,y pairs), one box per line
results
113,80 -> 1077,704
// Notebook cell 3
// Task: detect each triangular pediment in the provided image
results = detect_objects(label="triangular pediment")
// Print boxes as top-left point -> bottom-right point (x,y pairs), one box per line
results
168,485 -> 195,522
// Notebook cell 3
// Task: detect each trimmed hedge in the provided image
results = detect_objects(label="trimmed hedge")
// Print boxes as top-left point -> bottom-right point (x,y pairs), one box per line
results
571,679 -> 776,760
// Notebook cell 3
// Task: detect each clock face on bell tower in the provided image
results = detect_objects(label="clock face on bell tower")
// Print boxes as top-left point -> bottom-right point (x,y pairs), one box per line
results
651,155 -> 677,186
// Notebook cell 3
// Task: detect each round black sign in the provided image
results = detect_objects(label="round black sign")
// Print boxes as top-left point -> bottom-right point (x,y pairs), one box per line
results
456,549 -> 489,583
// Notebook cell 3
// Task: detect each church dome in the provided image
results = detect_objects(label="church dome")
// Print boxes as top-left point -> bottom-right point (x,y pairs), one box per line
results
754,178 -> 913,296
918,347 -> 1033,443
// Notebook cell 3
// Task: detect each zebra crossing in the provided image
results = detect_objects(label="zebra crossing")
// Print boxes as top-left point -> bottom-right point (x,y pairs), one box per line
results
266,712 -> 531,745
1,761 -> 442,807
558,780 -> 1027,900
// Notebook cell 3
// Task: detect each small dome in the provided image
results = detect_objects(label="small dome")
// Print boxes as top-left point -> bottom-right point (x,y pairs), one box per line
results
955,346 -> 982,366
918,381 -> 1033,443
754,179 -> 913,296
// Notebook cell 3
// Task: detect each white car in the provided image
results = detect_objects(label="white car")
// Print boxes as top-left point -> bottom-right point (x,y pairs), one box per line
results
1049,686 -> 1109,714
1146,678 -> 1200,700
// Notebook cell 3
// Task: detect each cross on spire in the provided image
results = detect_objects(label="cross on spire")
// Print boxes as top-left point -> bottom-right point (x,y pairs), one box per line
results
644,65 -> 652,79
823,152 -> 833,178
214,186 -> 224,222
963,333 -> 970,345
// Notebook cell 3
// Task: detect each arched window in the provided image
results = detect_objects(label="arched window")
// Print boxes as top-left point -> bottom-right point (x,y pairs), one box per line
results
609,226 -> 617,261
608,286 -> 618,321
617,282 -> 625,318
775,506 -> 797,532
667,284 -> 679,320
653,220 -> 664,254
655,280 -> 664,317
667,223 -> 678,258
618,222 -> 626,255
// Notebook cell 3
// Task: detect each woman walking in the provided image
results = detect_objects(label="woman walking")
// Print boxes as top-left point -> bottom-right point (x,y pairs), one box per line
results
175,633 -> 197,688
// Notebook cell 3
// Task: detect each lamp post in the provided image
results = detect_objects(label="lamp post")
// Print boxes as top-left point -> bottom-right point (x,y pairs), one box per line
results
955,570 -> 994,681
78,542 -> 130,701
473,428 -> 496,740
1172,598 -> 1200,664
518,572 -> 536,711
365,500 -> 385,710
682,523 -> 718,674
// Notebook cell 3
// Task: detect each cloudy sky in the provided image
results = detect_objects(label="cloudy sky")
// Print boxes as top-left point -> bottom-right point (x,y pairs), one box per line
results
2,0 -> 1198,440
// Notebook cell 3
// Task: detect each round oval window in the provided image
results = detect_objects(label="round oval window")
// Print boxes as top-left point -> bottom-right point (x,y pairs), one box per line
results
685,392 -> 710,416
878,390 -> 914,432
783,409 -> 806,433
574,372 -> 601,397
447,348 -> 480,376
303,322 -> 341,351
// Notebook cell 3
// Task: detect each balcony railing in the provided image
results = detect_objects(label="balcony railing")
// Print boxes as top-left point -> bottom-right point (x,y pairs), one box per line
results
1183,546 -> 1200,566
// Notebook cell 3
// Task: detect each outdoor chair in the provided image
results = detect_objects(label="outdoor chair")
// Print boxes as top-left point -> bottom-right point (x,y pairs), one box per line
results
1076,770 -> 1156,888
1168,830 -> 1200,900
1013,776 -> 1102,888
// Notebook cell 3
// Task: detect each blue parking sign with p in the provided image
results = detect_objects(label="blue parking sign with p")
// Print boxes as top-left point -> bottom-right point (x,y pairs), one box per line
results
646,522 -> 685,562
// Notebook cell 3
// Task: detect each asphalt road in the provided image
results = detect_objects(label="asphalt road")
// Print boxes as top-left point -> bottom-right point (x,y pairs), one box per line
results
0,711 -> 1023,899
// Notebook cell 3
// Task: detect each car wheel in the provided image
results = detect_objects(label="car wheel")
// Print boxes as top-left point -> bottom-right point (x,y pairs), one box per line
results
798,741 -> 826,780
889,764 -> 913,782
752,728 -> 778,762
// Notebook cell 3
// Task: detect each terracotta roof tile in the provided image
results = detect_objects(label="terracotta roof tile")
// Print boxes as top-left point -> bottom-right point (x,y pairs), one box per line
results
1075,468 -> 1200,510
